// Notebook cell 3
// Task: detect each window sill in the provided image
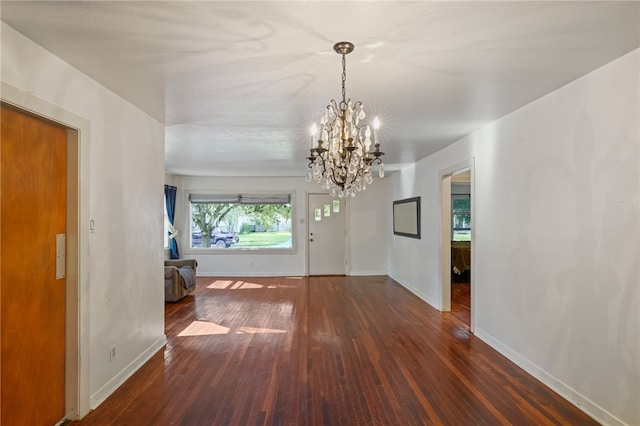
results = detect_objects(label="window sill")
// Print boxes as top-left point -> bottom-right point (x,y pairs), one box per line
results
184,247 -> 296,255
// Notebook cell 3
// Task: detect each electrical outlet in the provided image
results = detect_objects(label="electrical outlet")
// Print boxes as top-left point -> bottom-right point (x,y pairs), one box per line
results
110,346 -> 116,362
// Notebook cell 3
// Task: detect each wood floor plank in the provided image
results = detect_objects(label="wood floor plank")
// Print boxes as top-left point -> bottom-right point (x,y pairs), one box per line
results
72,276 -> 597,425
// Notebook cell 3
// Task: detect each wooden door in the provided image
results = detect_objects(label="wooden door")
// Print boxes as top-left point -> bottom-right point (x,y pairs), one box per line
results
1,105 -> 67,425
308,194 -> 345,275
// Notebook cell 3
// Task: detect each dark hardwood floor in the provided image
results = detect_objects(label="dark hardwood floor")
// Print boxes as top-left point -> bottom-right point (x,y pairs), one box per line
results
451,282 -> 470,328
72,276 -> 596,425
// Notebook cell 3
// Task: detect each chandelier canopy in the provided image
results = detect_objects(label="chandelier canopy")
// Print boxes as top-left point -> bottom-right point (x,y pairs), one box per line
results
306,41 -> 384,198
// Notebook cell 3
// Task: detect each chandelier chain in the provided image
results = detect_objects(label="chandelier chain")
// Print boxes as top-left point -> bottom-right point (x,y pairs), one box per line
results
341,54 -> 347,103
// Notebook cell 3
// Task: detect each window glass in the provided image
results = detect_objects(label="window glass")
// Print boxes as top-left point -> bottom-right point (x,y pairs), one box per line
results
324,204 -> 331,217
189,194 -> 293,250
452,194 -> 471,241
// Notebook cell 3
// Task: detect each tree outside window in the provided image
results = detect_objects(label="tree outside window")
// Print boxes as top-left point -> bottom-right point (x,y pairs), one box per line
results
452,194 -> 471,241
189,194 -> 293,249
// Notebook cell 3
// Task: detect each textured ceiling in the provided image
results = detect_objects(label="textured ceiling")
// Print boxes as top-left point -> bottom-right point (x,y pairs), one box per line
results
2,1 -> 639,177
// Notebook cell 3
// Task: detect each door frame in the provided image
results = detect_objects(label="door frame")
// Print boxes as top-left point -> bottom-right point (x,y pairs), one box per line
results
2,83 -> 91,419
306,192 -> 349,276
439,158 -> 475,332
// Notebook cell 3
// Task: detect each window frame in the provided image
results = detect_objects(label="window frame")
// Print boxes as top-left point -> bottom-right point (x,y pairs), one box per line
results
184,191 -> 296,255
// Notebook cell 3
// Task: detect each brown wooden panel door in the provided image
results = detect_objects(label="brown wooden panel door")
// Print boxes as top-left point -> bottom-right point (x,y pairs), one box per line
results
1,105 -> 66,425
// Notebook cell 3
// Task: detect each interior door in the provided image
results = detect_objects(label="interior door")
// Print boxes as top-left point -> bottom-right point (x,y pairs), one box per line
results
308,193 -> 346,275
1,105 -> 67,425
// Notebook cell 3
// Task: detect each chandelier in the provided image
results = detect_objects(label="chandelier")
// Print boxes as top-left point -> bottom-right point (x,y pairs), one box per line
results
306,41 -> 384,198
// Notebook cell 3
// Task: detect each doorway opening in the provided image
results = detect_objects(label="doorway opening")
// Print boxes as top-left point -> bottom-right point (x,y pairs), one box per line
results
441,162 -> 474,332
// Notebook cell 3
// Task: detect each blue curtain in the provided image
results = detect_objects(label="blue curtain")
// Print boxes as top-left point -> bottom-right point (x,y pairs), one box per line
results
164,185 -> 180,259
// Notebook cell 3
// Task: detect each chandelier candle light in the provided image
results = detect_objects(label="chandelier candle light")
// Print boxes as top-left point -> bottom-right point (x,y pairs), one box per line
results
306,41 -> 384,198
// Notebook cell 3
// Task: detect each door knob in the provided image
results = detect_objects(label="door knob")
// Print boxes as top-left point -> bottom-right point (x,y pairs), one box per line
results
310,238 -> 314,242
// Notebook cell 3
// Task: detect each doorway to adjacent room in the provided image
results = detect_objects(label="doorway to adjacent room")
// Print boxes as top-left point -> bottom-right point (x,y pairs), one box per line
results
441,162 -> 474,331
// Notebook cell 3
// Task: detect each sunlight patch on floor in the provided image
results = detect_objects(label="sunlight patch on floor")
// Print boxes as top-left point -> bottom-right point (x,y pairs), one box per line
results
178,320 -> 288,337
207,280 -> 278,290
178,320 -> 230,336
207,280 -> 235,289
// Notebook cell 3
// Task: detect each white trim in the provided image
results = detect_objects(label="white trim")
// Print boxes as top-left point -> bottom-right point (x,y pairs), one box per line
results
440,175 -> 452,312
184,247 -> 295,256
196,270 -> 302,277
474,328 -> 625,426
349,270 -> 388,276
90,336 -> 167,409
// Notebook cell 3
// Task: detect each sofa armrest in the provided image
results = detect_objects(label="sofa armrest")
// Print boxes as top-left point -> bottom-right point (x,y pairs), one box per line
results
164,259 -> 197,272
164,265 -> 178,279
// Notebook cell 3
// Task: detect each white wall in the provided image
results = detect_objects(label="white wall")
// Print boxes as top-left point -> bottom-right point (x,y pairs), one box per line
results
171,175 -> 388,276
348,177 -> 389,275
2,23 -> 166,414
389,49 -> 640,425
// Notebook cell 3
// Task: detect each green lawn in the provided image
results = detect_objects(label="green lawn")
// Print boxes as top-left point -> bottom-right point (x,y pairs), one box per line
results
234,231 -> 291,247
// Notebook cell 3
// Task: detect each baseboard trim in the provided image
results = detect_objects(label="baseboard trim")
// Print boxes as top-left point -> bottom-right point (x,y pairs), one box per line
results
349,270 -> 388,276
473,328 -> 627,426
388,273 -> 440,310
198,271 -> 302,277
388,275 -> 628,425
89,335 -> 167,409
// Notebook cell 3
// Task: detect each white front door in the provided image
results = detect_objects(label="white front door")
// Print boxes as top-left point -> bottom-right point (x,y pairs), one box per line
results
308,194 -> 346,275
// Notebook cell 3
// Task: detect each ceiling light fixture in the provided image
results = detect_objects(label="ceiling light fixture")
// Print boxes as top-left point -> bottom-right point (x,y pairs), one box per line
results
306,41 -> 384,198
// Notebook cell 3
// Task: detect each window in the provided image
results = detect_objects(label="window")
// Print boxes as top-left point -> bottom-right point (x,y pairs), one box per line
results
452,194 -> 470,241
189,193 -> 293,250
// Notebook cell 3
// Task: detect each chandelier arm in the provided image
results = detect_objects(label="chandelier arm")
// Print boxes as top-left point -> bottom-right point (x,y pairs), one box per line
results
328,100 -> 339,115
355,126 -> 369,149
317,150 -> 345,189
329,165 -> 345,189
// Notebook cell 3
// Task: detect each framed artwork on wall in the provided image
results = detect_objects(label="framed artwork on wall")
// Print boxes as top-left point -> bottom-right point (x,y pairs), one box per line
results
393,197 -> 421,239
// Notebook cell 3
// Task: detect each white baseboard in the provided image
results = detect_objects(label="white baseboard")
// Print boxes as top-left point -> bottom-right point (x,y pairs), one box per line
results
474,328 -> 627,426
198,271 -> 302,277
349,270 -> 388,276
200,271 -> 388,277
89,335 -> 167,409
388,273 -> 440,309
388,275 -> 628,425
